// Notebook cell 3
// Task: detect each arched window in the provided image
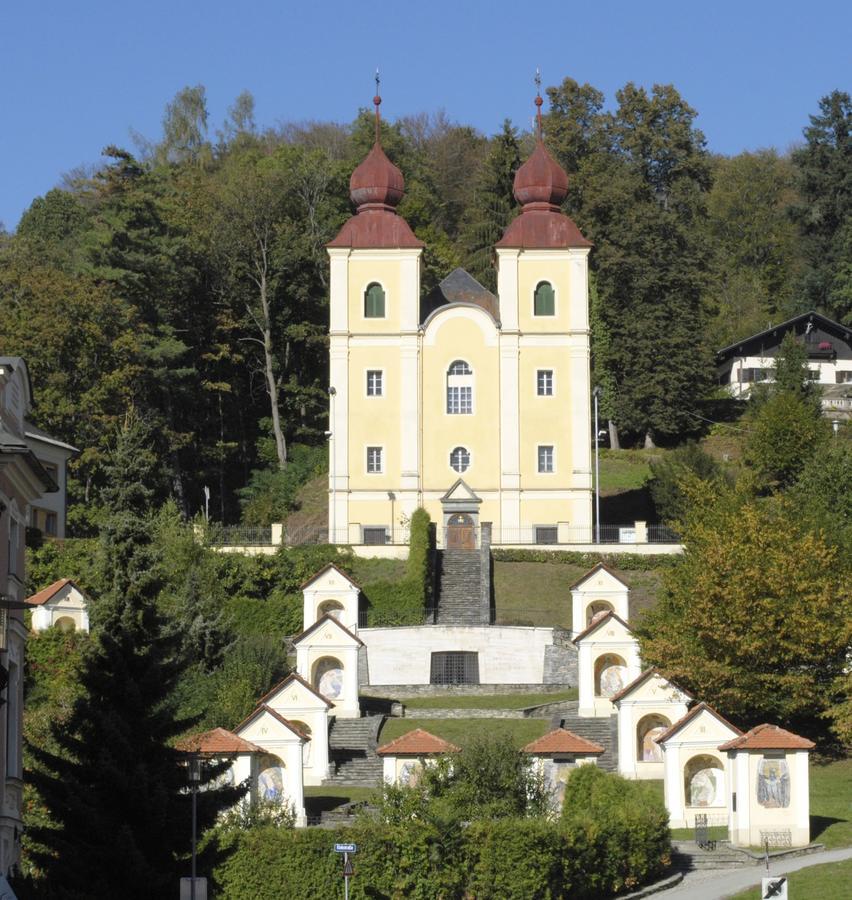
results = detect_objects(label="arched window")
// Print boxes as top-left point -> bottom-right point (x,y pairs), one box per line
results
684,755 -> 725,807
636,714 -> 670,762
257,753 -> 287,802
54,616 -> 76,633
534,281 -> 555,316
446,360 -> 473,414
364,282 -> 385,318
449,446 -> 471,473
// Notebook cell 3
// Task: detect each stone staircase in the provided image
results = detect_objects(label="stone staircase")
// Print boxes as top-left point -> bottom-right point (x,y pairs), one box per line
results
671,841 -> 756,871
552,701 -> 618,772
435,549 -> 485,625
323,715 -> 385,788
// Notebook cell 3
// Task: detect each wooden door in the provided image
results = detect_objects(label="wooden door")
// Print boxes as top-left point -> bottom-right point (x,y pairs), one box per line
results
446,513 -> 475,549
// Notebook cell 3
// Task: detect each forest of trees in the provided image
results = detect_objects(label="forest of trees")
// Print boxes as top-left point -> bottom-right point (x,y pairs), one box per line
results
1,79 -> 849,530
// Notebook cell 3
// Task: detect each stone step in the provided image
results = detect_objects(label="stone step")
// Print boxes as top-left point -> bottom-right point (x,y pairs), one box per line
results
670,842 -> 755,871
328,715 -> 384,751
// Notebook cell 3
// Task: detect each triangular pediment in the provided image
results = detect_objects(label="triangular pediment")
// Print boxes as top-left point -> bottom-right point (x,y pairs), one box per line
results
657,703 -> 741,746
611,669 -> 694,705
440,478 -> 481,505
235,705 -> 307,745
573,611 -> 634,644
258,673 -> 333,711
293,613 -> 363,648
300,563 -> 360,592
569,563 -> 630,593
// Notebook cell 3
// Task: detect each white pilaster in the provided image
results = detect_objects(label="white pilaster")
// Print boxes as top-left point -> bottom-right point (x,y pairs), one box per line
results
399,252 -> 422,332
399,336 -> 420,496
793,751 -> 809,835
567,249 -> 590,332
496,249 -> 520,331
617,702 -> 636,777
328,249 -> 351,333
499,333 -> 520,536
329,335 -> 349,543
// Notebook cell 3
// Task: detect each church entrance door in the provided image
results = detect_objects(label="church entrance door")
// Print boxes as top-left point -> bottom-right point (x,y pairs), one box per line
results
446,513 -> 476,549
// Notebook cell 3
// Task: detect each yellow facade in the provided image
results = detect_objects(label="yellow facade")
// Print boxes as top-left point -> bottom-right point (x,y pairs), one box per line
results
328,242 -> 593,546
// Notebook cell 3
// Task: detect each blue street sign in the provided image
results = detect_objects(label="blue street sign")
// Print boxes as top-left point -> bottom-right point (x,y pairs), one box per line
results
334,843 -> 357,854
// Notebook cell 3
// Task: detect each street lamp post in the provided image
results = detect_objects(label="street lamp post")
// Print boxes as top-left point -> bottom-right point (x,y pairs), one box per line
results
189,756 -> 201,900
593,386 -> 603,544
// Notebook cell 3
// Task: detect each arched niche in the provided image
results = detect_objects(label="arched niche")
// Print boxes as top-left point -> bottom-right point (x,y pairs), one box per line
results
290,720 -> 313,765
312,656 -> 344,700
636,714 -> 670,762
54,616 -> 76,633
684,754 -> 725,808
257,753 -> 287,803
586,600 -> 614,626
594,653 -> 627,698
317,600 -> 344,621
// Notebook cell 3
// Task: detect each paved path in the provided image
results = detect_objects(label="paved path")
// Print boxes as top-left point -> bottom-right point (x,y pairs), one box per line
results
654,847 -> 852,899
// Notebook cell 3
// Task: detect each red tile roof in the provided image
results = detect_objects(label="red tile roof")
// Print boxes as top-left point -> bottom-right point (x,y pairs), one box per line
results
257,671 -> 334,709
522,728 -> 604,755
568,562 -> 630,592
176,727 -> 264,755
376,728 -> 460,756
292,613 -> 364,648
610,668 -> 694,704
27,578 -> 81,606
655,702 -> 742,745
235,705 -> 308,741
718,723 -> 815,752
572,610 -> 633,644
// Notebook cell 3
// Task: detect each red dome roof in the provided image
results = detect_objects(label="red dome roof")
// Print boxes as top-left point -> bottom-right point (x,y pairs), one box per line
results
513,139 -> 569,208
350,141 -> 405,209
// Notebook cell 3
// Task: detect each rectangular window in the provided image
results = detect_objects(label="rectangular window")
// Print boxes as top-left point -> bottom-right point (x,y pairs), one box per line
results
537,369 -> 554,396
366,370 -> 383,396
366,446 -> 383,474
538,445 -> 555,473
836,371 -> 852,384
446,385 -> 473,414
45,512 -> 58,536
362,526 -> 388,545
535,526 -> 558,545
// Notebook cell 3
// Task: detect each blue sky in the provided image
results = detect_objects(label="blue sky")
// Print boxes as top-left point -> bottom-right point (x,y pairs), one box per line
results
1,0 -> 849,230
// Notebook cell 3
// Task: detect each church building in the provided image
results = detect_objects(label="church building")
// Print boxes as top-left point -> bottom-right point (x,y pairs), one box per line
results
327,92 -> 593,547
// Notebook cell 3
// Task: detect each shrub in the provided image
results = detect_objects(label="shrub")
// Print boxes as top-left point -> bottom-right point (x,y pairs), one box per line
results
561,766 -> 670,896
491,548 -> 676,570
464,818 -> 564,899
647,441 -> 723,523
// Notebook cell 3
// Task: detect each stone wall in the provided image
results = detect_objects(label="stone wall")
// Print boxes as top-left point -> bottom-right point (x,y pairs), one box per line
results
361,682 -> 573,698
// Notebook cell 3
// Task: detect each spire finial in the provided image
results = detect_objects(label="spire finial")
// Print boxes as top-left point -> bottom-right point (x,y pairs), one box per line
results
534,68 -> 543,139
373,69 -> 382,144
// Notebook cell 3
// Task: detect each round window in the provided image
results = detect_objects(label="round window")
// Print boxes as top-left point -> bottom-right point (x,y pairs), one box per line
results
450,446 -> 470,473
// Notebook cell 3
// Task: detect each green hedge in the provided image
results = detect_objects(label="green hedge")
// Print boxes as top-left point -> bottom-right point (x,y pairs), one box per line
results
361,508 -> 433,627
491,548 -> 676,570
214,772 -> 671,899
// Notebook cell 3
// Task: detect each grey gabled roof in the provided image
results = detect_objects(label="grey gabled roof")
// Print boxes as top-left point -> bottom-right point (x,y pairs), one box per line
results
422,267 -> 499,322
716,311 -> 852,360
24,421 -> 79,454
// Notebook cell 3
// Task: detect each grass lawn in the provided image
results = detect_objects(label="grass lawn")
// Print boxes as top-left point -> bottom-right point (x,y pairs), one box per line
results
493,559 -> 664,627
378,717 -> 549,749
492,561 -> 585,626
399,688 -> 577,709
725,858 -> 852,899
809,759 -> 852,849
598,449 -> 662,493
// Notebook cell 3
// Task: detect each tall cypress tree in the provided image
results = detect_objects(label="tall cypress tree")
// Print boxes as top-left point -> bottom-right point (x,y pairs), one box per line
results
25,410 -> 240,899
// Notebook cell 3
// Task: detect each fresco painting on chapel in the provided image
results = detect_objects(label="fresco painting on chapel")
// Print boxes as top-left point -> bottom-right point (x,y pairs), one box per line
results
757,756 -> 790,808
258,755 -> 286,802
685,756 -> 724,807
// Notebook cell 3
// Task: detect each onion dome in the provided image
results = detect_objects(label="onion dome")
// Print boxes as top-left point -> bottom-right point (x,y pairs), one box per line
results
327,84 -> 423,250
349,141 -> 405,209
495,80 -> 590,250
513,139 -> 569,208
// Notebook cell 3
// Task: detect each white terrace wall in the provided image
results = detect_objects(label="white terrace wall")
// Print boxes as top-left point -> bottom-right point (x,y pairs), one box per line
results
359,625 -> 557,685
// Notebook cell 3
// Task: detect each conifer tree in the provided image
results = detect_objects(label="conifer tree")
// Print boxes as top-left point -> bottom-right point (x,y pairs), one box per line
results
459,120 -> 521,291
25,411 -> 240,899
